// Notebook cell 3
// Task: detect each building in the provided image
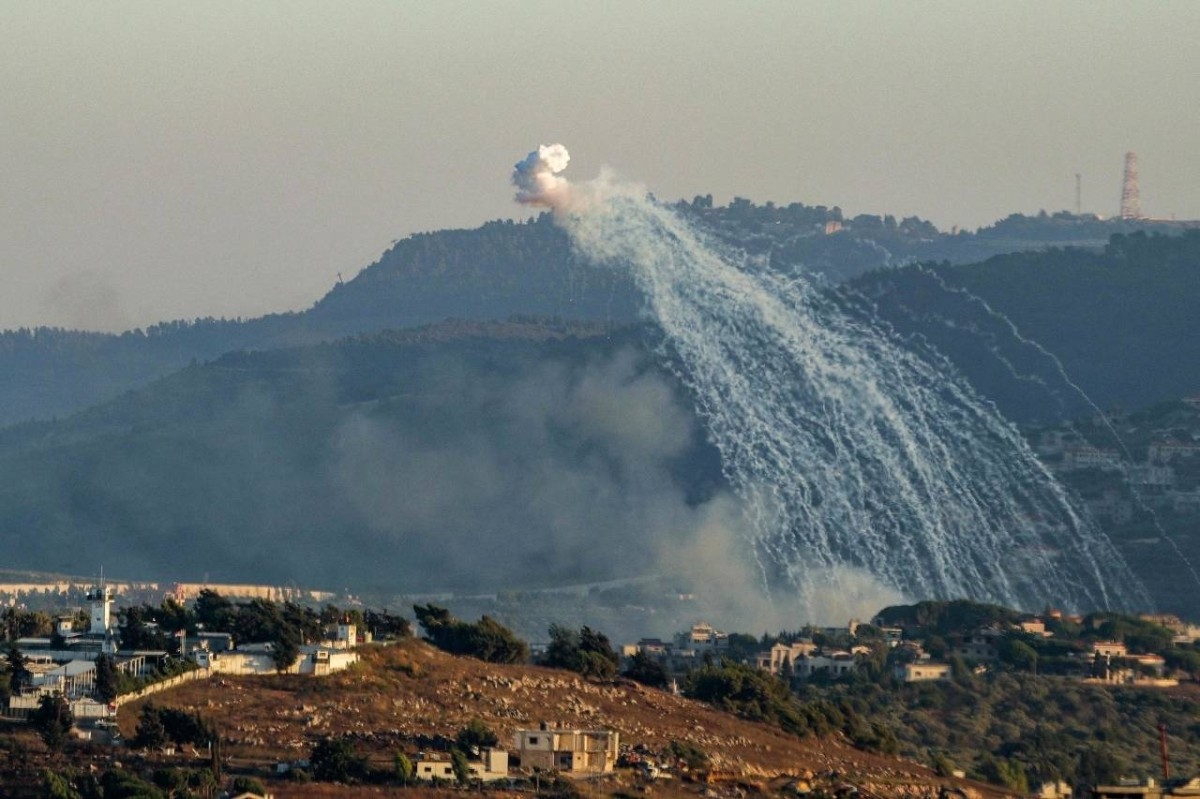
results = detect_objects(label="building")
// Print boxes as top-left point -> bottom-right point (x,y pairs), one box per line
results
193,644 -> 358,675
1061,445 -> 1122,471
514,724 -> 619,774
1095,777 -> 1200,799
333,623 -> 357,649
952,628 -> 1003,661
674,622 -> 729,654
1148,441 -> 1200,463
896,662 -> 951,683
413,749 -> 508,782
1090,641 -> 1128,659
794,651 -> 858,680
756,641 -> 818,675
622,624 -> 735,678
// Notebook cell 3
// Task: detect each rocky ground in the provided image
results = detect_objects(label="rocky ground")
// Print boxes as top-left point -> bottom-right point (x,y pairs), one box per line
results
102,639 -> 1012,798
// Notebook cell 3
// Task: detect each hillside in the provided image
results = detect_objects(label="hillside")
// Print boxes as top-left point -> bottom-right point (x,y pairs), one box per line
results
1,203 -> 1191,427
854,230 -> 1200,423
0,319 -> 727,602
105,639 -> 995,798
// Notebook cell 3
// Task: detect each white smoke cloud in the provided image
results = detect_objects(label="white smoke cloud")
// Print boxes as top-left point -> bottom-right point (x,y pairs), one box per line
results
512,144 -> 573,208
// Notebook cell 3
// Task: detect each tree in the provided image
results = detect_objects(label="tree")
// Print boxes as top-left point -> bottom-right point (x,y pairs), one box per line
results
542,624 -> 581,670
231,776 -> 267,795
394,751 -> 414,785
998,636 -> 1039,673
94,653 -> 119,705
7,644 -> 30,695
272,627 -> 301,672
622,650 -> 668,688
451,748 -> 471,785
41,769 -> 80,799
193,588 -> 233,629
540,624 -> 618,678
365,609 -> 412,640
31,693 -> 73,751
456,719 -> 499,753
134,702 -> 167,750
119,606 -> 164,651
413,604 -> 528,664
577,626 -> 619,678
311,736 -> 368,783
101,771 -> 168,799
978,754 -> 1029,793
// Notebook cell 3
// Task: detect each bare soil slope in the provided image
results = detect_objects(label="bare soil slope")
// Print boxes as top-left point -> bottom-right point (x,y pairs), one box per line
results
118,640 -> 1008,798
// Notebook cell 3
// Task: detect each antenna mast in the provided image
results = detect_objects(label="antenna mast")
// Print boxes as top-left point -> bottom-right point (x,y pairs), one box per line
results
1120,152 -> 1142,219
1075,173 -> 1082,215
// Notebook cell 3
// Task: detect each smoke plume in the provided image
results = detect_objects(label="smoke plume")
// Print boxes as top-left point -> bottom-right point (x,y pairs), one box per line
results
514,142 -> 1149,619
512,144 -> 573,208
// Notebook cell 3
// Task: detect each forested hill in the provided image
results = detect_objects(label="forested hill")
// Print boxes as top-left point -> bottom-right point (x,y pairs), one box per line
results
0,319 -> 725,593
0,217 -> 636,427
854,230 -> 1200,423
3,199 -> 1191,427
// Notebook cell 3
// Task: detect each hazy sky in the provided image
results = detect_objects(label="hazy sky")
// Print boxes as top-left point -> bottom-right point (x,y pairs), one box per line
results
3,2 -> 1197,332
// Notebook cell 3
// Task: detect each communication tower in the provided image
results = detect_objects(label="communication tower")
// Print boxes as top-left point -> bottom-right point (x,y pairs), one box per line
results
1120,151 -> 1142,219
1075,173 -> 1082,215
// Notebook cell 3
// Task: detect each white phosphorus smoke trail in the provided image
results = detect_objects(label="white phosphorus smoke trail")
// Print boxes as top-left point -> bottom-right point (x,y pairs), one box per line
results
512,145 -> 1152,615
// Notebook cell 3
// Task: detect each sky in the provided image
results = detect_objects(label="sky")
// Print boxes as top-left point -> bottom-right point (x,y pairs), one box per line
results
2,2 -> 1198,332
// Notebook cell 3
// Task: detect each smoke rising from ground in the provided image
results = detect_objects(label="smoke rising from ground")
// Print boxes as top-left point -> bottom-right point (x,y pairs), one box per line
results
332,346 -> 843,632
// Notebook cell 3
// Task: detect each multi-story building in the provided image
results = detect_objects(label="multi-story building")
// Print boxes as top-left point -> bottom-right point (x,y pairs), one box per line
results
514,724 -> 619,774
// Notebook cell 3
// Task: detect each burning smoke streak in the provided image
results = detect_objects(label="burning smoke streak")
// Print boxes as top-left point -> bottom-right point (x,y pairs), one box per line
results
513,144 -> 1150,617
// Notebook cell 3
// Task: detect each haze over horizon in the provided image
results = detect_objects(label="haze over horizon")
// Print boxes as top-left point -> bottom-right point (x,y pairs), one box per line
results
3,2 -> 1197,332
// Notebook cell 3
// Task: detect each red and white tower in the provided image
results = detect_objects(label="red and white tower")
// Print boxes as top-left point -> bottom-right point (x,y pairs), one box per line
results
1120,151 -> 1142,219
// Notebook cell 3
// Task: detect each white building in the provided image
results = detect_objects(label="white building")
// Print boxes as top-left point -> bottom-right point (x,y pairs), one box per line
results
896,662 -> 951,682
414,748 -> 508,782
674,622 -> 729,653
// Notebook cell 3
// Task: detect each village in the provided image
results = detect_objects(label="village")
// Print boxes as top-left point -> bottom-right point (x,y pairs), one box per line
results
1033,396 -> 1200,524
6,577 -> 1200,798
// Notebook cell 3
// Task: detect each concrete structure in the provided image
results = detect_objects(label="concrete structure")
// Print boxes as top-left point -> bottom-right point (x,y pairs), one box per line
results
674,622 -> 728,654
1036,781 -> 1072,799
413,748 -> 508,782
194,644 -> 358,675
896,662 -> 951,682
31,660 -> 96,698
1090,641 -> 1128,659
621,638 -> 670,658
1096,777 -> 1200,799
953,629 -> 1001,661
756,641 -> 818,675
334,623 -> 357,649
1019,619 -> 1050,637
1062,445 -> 1122,471
1148,441 -> 1200,463
515,724 -> 619,774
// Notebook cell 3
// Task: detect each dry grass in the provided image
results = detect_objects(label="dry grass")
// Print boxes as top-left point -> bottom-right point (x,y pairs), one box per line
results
113,640 -> 1010,798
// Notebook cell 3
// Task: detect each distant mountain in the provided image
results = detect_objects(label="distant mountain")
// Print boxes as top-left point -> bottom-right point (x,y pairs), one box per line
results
4,200 -> 1191,426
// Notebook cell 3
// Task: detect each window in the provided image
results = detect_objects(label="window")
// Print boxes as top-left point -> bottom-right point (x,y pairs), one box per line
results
528,736 -> 539,745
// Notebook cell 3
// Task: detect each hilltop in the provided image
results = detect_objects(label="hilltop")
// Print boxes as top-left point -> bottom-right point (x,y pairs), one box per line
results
1,202 -> 1192,427
101,639 -> 998,799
